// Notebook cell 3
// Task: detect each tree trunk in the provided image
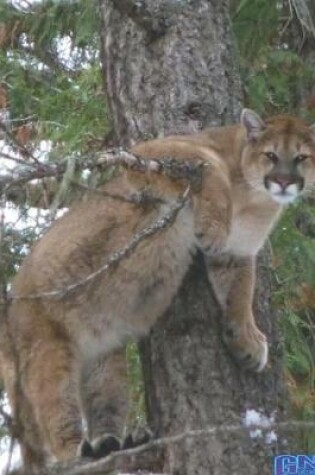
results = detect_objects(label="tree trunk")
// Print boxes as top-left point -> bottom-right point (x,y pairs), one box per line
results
99,1 -> 292,473
99,0 -> 241,143
285,0 -> 315,111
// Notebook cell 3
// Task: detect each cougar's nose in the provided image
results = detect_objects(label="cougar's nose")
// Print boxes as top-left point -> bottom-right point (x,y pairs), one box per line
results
273,175 -> 293,190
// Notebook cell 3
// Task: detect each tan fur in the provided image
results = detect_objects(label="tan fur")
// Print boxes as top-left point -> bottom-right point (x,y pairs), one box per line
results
2,111 -> 315,464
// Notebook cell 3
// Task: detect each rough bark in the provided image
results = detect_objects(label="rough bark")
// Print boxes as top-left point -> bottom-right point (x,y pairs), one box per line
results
141,252 -> 291,474
100,0 -> 241,145
99,1 -> 293,473
285,0 -> 315,110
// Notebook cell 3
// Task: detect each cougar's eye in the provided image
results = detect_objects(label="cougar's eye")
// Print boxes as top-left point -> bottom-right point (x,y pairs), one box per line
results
294,154 -> 309,164
264,151 -> 278,163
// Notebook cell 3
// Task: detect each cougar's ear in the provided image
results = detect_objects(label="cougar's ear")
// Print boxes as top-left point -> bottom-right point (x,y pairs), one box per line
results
241,109 -> 266,141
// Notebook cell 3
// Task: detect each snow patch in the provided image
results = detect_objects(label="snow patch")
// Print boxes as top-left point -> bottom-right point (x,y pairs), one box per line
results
265,430 -> 278,444
243,408 -> 278,445
249,428 -> 262,439
0,438 -> 21,475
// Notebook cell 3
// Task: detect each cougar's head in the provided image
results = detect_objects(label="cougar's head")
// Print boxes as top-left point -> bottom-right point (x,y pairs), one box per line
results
241,109 -> 315,204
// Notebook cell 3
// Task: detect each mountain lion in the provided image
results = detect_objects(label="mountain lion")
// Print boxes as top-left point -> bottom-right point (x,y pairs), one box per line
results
2,110 -> 315,467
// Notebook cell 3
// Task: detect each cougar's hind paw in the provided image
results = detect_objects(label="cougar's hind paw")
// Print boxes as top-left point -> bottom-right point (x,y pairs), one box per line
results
78,439 -> 94,458
92,434 -> 121,458
79,429 -> 152,460
79,435 -> 121,459
122,428 -> 151,450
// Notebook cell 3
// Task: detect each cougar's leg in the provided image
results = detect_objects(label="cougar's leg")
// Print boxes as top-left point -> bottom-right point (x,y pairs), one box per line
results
206,255 -> 268,371
22,336 -> 83,461
0,355 -> 46,472
79,347 -> 130,456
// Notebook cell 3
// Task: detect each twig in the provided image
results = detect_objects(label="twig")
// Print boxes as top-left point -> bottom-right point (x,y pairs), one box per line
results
12,187 -> 191,301
0,163 -> 63,190
0,121 -> 41,166
0,150 -> 36,167
0,406 -> 13,429
49,420 -> 315,475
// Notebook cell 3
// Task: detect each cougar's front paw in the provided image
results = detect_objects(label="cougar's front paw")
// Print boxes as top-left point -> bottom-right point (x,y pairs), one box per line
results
223,320 -> 268,372
196,224 -> 229,255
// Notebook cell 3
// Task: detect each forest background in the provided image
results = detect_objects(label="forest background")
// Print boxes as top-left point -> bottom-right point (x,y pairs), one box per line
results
0,0 -> 314,470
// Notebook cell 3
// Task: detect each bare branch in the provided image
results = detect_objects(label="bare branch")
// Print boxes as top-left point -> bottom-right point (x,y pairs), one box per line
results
1,148 -> 204,195
48,419 -> 315,475
19,44 -> 80,78
0,163 -> 63,191
0,405 -> 13,430
11,187 -> 191,302
0,121 -> 41,165
0,150 -> 35,167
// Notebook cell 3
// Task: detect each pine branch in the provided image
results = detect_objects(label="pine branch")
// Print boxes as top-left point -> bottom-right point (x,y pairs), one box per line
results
19,44 -> 80,78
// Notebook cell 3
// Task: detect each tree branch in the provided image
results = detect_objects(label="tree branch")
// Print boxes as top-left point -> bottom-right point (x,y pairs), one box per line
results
47,420 -> 315,475
18,44 -> 80,78
11,187 -> 190,301
0,121 -> 41,165
1,148 -> 204,195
